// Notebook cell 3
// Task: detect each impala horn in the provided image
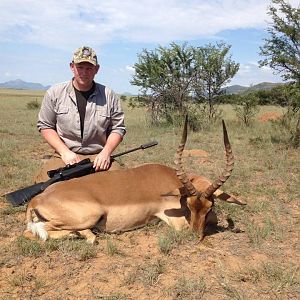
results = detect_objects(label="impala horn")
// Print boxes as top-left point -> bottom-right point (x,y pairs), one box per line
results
203,120 -> 234,198
174,115 -> 198,196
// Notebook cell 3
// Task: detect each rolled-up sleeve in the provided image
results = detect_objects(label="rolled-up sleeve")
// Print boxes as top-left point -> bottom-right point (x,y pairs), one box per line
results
37,90 -> 57,131
109,93 -> 126,137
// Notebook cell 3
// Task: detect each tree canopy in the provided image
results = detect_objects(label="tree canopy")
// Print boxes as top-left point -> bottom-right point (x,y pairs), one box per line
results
194,42 -> 239,118
131,42 -> 239,123
259,0 -> 300,85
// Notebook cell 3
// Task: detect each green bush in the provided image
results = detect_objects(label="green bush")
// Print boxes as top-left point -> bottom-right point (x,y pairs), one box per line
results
120,95 -> 127,101
234,93 -> 259,126
26,99 -> 40,110
270,84 -> 300,148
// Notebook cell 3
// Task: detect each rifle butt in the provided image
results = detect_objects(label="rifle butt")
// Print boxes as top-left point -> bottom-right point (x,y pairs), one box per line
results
5,183 -> 45,206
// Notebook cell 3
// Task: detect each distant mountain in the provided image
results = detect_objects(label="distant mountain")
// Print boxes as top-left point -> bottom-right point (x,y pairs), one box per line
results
224,85 -> 248,94
0,79 -> 283,94
0,79 -> 49,90
247,82 -> 284,91
224,82 -> 283,94
122,92 -> 134,96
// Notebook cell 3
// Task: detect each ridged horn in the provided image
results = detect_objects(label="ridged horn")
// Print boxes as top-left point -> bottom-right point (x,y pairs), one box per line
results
203,120 -> 234,198
174,115 -> 198,196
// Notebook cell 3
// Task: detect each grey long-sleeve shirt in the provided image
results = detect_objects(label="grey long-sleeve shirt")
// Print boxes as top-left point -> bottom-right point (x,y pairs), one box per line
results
37,80 -> 126,154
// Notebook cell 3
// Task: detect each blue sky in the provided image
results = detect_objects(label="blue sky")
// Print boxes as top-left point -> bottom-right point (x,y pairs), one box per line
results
0,0 -> 298,94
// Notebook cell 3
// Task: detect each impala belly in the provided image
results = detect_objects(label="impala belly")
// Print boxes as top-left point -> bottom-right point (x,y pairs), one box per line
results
96,204 -> 157,232
95,196 -> 188,232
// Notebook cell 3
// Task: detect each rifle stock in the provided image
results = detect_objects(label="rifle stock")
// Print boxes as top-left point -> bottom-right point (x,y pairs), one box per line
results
5,141 -> 158,206
6,181 -> 53,206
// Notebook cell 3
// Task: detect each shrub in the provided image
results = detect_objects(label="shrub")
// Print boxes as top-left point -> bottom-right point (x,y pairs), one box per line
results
163,102 -> 222,132
270,84 -> 300,148
120,95 -> 127,101
26,99 -> 40,110
234,93 -> 259,126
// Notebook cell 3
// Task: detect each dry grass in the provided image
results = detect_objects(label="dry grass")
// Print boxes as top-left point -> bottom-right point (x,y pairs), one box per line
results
0,89 -> 299,299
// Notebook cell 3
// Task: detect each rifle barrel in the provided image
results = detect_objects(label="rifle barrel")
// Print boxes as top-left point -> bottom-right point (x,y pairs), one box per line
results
112,141 -> 158,158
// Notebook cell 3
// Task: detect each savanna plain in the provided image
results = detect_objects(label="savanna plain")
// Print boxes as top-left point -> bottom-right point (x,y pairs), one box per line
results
0,89 -> 299,299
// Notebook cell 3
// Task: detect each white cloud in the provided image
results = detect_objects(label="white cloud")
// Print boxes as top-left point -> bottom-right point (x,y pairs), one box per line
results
0,0 -> 290,49
125,66 -> 135,72
1,0 -> 297,89
230,62 -> 283,86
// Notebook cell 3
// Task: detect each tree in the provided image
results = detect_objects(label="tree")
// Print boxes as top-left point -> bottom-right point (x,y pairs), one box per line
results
259,0 -> 300,85
131,42 -> 196,123
270,83 -> 300,147
234,93 -> 260,126
131,42 -> 239,124
259,0 -> 300,147
194,42 -> 239,120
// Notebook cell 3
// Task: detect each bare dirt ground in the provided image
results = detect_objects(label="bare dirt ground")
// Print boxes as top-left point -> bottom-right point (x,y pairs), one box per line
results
258,112 -> 282,122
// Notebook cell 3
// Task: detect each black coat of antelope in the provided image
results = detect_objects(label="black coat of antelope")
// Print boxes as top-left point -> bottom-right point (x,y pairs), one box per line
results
24,117 -> 244,243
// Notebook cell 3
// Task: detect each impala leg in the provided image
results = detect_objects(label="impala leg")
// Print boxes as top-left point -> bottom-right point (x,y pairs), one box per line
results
24,228 -> 77,241
47,229 -> 96,244
47,230 -> 77,240
23,229 -> 37,240
156,212 -> 189,231
76,229 -> 96,244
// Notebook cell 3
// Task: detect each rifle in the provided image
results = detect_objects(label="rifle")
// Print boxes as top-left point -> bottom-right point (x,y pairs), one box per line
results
5,141 -> 158,206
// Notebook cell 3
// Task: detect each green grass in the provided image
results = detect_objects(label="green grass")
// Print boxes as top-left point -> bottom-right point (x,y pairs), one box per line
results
14,236 -> 44,258
0,205 -> 26,216
11,236 -> 97,261
92,292 -> 129,300
158,227 -> 198,254
237,263 -> 299,295
167,276 -> 206,299
9,271 -> 46,291
105,236 -> 125,256
123,259 -> 165,286
0,89 -> 299,300
0,90 -> 45,193
51,238 -> 98,261
138,259 -> 165,286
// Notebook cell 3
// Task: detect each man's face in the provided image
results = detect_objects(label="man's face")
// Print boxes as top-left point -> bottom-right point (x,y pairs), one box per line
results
70,62 -> 99,89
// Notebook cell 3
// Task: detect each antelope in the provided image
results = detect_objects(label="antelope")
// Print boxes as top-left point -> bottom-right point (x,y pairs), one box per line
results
24,117 -> 244,243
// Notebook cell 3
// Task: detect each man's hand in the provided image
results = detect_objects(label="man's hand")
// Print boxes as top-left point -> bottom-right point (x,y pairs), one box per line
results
61,150 -> 81,165
93,132 -> 123,171
41,129 -> 81,166
93,150 -> 111,171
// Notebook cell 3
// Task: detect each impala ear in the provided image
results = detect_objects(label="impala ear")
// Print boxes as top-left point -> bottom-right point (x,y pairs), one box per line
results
214,190 -> 246,205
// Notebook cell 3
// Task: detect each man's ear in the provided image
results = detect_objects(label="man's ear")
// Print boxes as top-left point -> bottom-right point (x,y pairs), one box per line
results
70,62 -> 75,72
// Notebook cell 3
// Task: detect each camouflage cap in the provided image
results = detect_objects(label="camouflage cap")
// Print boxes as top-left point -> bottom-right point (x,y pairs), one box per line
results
72,46 -> 98,66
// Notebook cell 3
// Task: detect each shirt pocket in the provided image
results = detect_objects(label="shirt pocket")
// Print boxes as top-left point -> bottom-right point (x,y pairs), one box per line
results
55,105 -> 71,129
55,106 -> 69,114
96,107 -> 110,130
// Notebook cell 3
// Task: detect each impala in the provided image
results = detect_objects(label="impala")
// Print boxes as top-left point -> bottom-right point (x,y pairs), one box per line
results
24,117 -> 244,243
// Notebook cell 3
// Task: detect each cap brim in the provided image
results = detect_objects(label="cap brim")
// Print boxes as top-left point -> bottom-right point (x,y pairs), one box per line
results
73,59 -> 97,66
